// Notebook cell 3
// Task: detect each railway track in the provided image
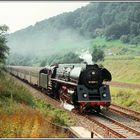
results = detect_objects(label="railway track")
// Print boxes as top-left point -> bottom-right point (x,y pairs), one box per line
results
100,105 -> 140,132
10,74 -> 140,138
109,104 -> 140,122
72,110 -> 140,138
73,111 -> 125,138
87,113 -> 140,138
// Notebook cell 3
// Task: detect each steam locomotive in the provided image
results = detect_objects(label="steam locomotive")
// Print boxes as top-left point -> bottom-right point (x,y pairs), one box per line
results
7,63 -> 112,113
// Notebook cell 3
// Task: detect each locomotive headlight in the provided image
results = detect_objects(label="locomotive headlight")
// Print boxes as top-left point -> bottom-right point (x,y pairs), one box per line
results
92,71 -> 95,75
102,93 -> 107,98
83,93 -> 87,98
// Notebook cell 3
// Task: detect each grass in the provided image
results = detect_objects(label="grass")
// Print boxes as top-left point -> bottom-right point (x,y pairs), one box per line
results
0,104 -> 68,138
0,73 -> 74,138
0,74 -> 35,107
110,87 -> 140,112
91,37 -> 134,47
34,99 -> 74,126
91,37 -> 140,52
91,37 -> 140,58
103,57 -> 140,84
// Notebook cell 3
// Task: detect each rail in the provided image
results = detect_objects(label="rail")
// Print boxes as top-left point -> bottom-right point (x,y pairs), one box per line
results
109,105 -> 140,122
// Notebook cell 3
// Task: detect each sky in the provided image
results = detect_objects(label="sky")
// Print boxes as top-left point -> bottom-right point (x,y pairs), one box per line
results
0,1 -> 89,33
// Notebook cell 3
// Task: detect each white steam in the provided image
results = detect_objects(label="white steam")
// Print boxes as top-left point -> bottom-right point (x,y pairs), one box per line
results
79,49 -> 93,64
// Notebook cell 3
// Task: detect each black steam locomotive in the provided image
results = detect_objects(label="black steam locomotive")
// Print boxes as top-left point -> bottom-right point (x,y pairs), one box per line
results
7,63 -> 112,113
40,63 -> 112,112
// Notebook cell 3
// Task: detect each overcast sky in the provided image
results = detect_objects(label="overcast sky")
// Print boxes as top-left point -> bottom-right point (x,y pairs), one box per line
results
0,1 -> 89,33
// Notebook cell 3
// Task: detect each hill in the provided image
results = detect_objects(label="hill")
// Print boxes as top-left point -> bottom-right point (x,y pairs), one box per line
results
7,2 -> 140,66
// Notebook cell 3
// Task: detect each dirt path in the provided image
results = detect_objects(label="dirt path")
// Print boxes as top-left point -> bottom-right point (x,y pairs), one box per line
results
109,81 -> 140,90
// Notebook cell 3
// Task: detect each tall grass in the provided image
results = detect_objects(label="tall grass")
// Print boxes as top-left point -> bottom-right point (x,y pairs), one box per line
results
0,74 -> 35,107
0,104 -> 68,138
111,87 -> 140,112
0,74 -> 74,138
103,58 -> 140,84
34,99 -> 74,126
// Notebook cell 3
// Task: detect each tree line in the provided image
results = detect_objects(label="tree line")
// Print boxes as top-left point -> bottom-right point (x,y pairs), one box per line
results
0,25 -> 9,72
45,2 -> 140,44
8,2 -> 140,49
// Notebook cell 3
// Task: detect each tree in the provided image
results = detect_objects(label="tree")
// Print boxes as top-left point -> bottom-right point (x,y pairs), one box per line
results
91,46 -> 105,63
130,35 -> 140,45
61,52 -> 84,64
105,21 -> 130,40
94,28 -> 104,37
105,23 -> 121,40
130,22 -> 138,35
0,25 -> 9,71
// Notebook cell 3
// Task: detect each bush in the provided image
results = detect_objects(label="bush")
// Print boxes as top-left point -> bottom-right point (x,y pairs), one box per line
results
94,28 -> 104,37
91,45 -> 105,62
130,35 -> 140,45
120,35 -> 129,43
118,48 -> 129,55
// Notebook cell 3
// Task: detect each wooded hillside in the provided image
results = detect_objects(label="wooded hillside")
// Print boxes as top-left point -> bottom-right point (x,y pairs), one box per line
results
7,2 -> 140,65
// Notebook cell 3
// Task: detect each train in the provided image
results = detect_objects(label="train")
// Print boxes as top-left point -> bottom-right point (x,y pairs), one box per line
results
6,63 -> 112,113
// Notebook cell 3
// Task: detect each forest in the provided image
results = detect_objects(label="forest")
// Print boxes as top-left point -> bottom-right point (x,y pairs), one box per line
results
7,2 -> 140,66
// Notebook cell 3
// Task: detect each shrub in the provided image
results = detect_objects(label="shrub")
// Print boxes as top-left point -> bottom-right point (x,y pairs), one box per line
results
94,28 -> 104,37
118,48 -> 129,55
120,35 -> 129,43
130,35 -> 140,45
91,45 -> 105,62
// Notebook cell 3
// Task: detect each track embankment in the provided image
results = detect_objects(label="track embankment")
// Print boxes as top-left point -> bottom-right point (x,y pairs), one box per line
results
110,81 -> 140,90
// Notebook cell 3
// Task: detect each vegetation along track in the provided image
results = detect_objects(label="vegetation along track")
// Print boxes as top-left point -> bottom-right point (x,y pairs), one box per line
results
10,74 -> 140,138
